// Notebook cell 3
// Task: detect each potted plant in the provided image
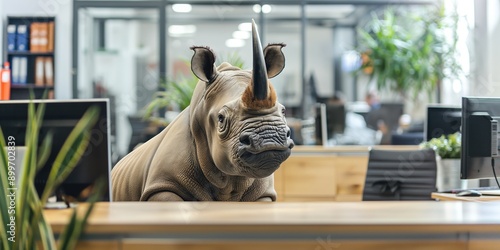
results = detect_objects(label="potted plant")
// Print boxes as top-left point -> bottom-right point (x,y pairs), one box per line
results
357,5 -> 462,102
420,132 -> 468,191
0,100 -> 102,249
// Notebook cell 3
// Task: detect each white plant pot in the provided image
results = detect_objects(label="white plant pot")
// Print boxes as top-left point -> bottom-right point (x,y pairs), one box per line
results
436,157 -> 479,191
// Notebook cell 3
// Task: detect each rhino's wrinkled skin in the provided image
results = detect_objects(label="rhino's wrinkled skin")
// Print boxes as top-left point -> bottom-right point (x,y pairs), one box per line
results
111,21 -> 294,201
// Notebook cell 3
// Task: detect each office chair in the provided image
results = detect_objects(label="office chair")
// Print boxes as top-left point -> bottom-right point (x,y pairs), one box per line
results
362,149 -> 437,201
390,132 -> 425,145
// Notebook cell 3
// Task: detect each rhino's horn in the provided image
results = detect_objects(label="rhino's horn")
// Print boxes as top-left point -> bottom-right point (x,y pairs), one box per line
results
251,19 -> 268,101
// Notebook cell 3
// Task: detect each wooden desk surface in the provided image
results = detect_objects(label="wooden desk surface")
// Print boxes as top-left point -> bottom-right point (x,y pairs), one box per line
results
290,145 -> 420,155
432,192 -> 500,202
45,201 -> 500,234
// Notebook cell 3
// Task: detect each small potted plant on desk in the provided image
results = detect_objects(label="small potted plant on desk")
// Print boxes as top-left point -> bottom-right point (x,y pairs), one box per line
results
420,132 -> 477,191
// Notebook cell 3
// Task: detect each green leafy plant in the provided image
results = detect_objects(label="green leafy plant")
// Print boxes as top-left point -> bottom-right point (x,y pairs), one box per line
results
0,100 -> 101,250
420,132 -> 461,159
144,54 -> 246,122
357,5 -> 461,100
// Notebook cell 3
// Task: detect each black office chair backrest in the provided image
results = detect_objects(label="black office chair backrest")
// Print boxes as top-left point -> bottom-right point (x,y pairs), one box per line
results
362,149 -> 437,201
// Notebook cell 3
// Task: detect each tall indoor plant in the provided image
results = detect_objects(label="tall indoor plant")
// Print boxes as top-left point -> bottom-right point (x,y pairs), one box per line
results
357,5 -> 461,101
0,100 -> 101,250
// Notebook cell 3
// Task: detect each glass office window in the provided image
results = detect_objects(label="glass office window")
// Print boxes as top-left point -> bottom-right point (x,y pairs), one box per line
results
78,7 -> 159,157
263,5 -> 302,113
166,3 -> 258,81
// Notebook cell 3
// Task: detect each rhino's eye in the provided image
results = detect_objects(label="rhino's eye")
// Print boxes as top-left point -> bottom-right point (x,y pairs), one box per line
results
281,107 -> 286,116
218,114 -> 225,123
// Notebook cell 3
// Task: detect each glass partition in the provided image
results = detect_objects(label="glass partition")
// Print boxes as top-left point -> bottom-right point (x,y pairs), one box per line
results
77,7 -> 159,158
166,3 -> 258,80
73,1 -> 470,149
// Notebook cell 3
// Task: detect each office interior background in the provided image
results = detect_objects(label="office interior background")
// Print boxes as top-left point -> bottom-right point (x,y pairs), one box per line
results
1,0 -> 500,159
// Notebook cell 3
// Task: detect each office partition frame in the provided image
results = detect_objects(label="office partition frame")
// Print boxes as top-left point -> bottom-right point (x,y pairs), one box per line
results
71,0 -> 435,115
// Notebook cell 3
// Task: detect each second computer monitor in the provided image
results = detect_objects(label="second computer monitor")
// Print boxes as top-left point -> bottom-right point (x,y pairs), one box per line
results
461,97 -> 500,180
425,105 -> 461,141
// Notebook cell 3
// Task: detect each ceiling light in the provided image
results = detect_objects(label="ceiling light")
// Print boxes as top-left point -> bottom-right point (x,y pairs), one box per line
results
238,22 -> 252,32
253,4 -> 261,13
253,4 -> 271,14
226,39 -> 245,48
261,5 -> 272,14
172,4 -> 192,13
233,31 -> 250,39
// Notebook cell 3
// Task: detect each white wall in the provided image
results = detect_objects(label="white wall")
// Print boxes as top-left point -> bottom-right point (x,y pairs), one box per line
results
0,0 -> 3,63
487,0 -> 500,96
2,0 -> 72,99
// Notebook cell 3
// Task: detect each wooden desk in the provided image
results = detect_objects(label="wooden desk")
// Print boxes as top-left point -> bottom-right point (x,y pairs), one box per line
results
275,145 -> 419,202
432,192 -> 500,201
45,201 -> 500,250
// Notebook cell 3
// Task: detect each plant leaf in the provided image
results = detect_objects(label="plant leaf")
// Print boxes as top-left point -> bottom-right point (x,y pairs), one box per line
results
58,178 -> 105,250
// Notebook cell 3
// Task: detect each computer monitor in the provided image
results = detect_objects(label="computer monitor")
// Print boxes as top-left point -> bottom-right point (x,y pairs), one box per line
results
425,105 -> 461,141
364,102 -> 404,132
326,103 -> 346,136
314,103 -> 346,145
0,99 -> 111,201
461,97 -> 500,180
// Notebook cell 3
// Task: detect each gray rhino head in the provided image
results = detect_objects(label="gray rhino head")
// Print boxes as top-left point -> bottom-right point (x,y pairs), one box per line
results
189,20 -> 294,180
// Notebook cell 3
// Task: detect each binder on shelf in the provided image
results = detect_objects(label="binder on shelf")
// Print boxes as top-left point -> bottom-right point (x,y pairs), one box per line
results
35,57 -> 45,86
11,57 -> 21,84
48,22 -> 55,52
19,57 -> 28,84
7,24 -> 17,51
16,24 -> 28,51
44,57 -> 54,86
39,22 -> 49,52
30,22 -> 40,52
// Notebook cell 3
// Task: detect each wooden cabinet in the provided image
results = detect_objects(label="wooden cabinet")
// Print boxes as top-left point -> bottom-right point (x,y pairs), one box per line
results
275,153 -> 368,201
5,16 -> 55,99
274,145 -> 419,201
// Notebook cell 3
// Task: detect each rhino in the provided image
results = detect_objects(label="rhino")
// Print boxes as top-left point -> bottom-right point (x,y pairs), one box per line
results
111,21 -> 294,201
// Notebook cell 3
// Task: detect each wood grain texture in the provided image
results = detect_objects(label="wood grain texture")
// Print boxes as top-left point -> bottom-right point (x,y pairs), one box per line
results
276,146 -> 371,201
45,202 -> 500,234
75,241 -> 120,250
121,240 -> 467,250
468,240 -> 500,250
281,155 -> 337,197
431,192 -> 500,201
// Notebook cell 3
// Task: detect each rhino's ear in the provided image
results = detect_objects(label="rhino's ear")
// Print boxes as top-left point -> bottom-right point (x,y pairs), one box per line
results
190,46 -> 217,83
264,43 -> 286,79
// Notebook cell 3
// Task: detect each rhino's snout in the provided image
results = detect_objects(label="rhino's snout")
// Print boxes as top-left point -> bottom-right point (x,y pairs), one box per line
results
239,126 -> 293,153
236,125 -> 293,178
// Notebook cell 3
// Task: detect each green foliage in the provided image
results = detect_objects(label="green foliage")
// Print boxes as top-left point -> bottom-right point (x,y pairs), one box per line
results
144,53 -> 246,121
357,5 -> 461,100
420,132 -> 461,159
144,75 -> 198,120
0,101 -> 101,249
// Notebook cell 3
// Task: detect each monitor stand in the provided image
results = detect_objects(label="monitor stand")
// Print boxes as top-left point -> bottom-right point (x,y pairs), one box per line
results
44,202 -> 76,209
43,189 -> 77,209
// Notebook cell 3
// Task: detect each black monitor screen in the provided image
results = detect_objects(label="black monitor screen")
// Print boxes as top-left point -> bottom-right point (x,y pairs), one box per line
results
315,103 -> 346,145
365,102 -> 404,132
425,105 -> 461,141
461,97 -> 500,180
325,103 -> 346,136
0,99 -> 111,201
